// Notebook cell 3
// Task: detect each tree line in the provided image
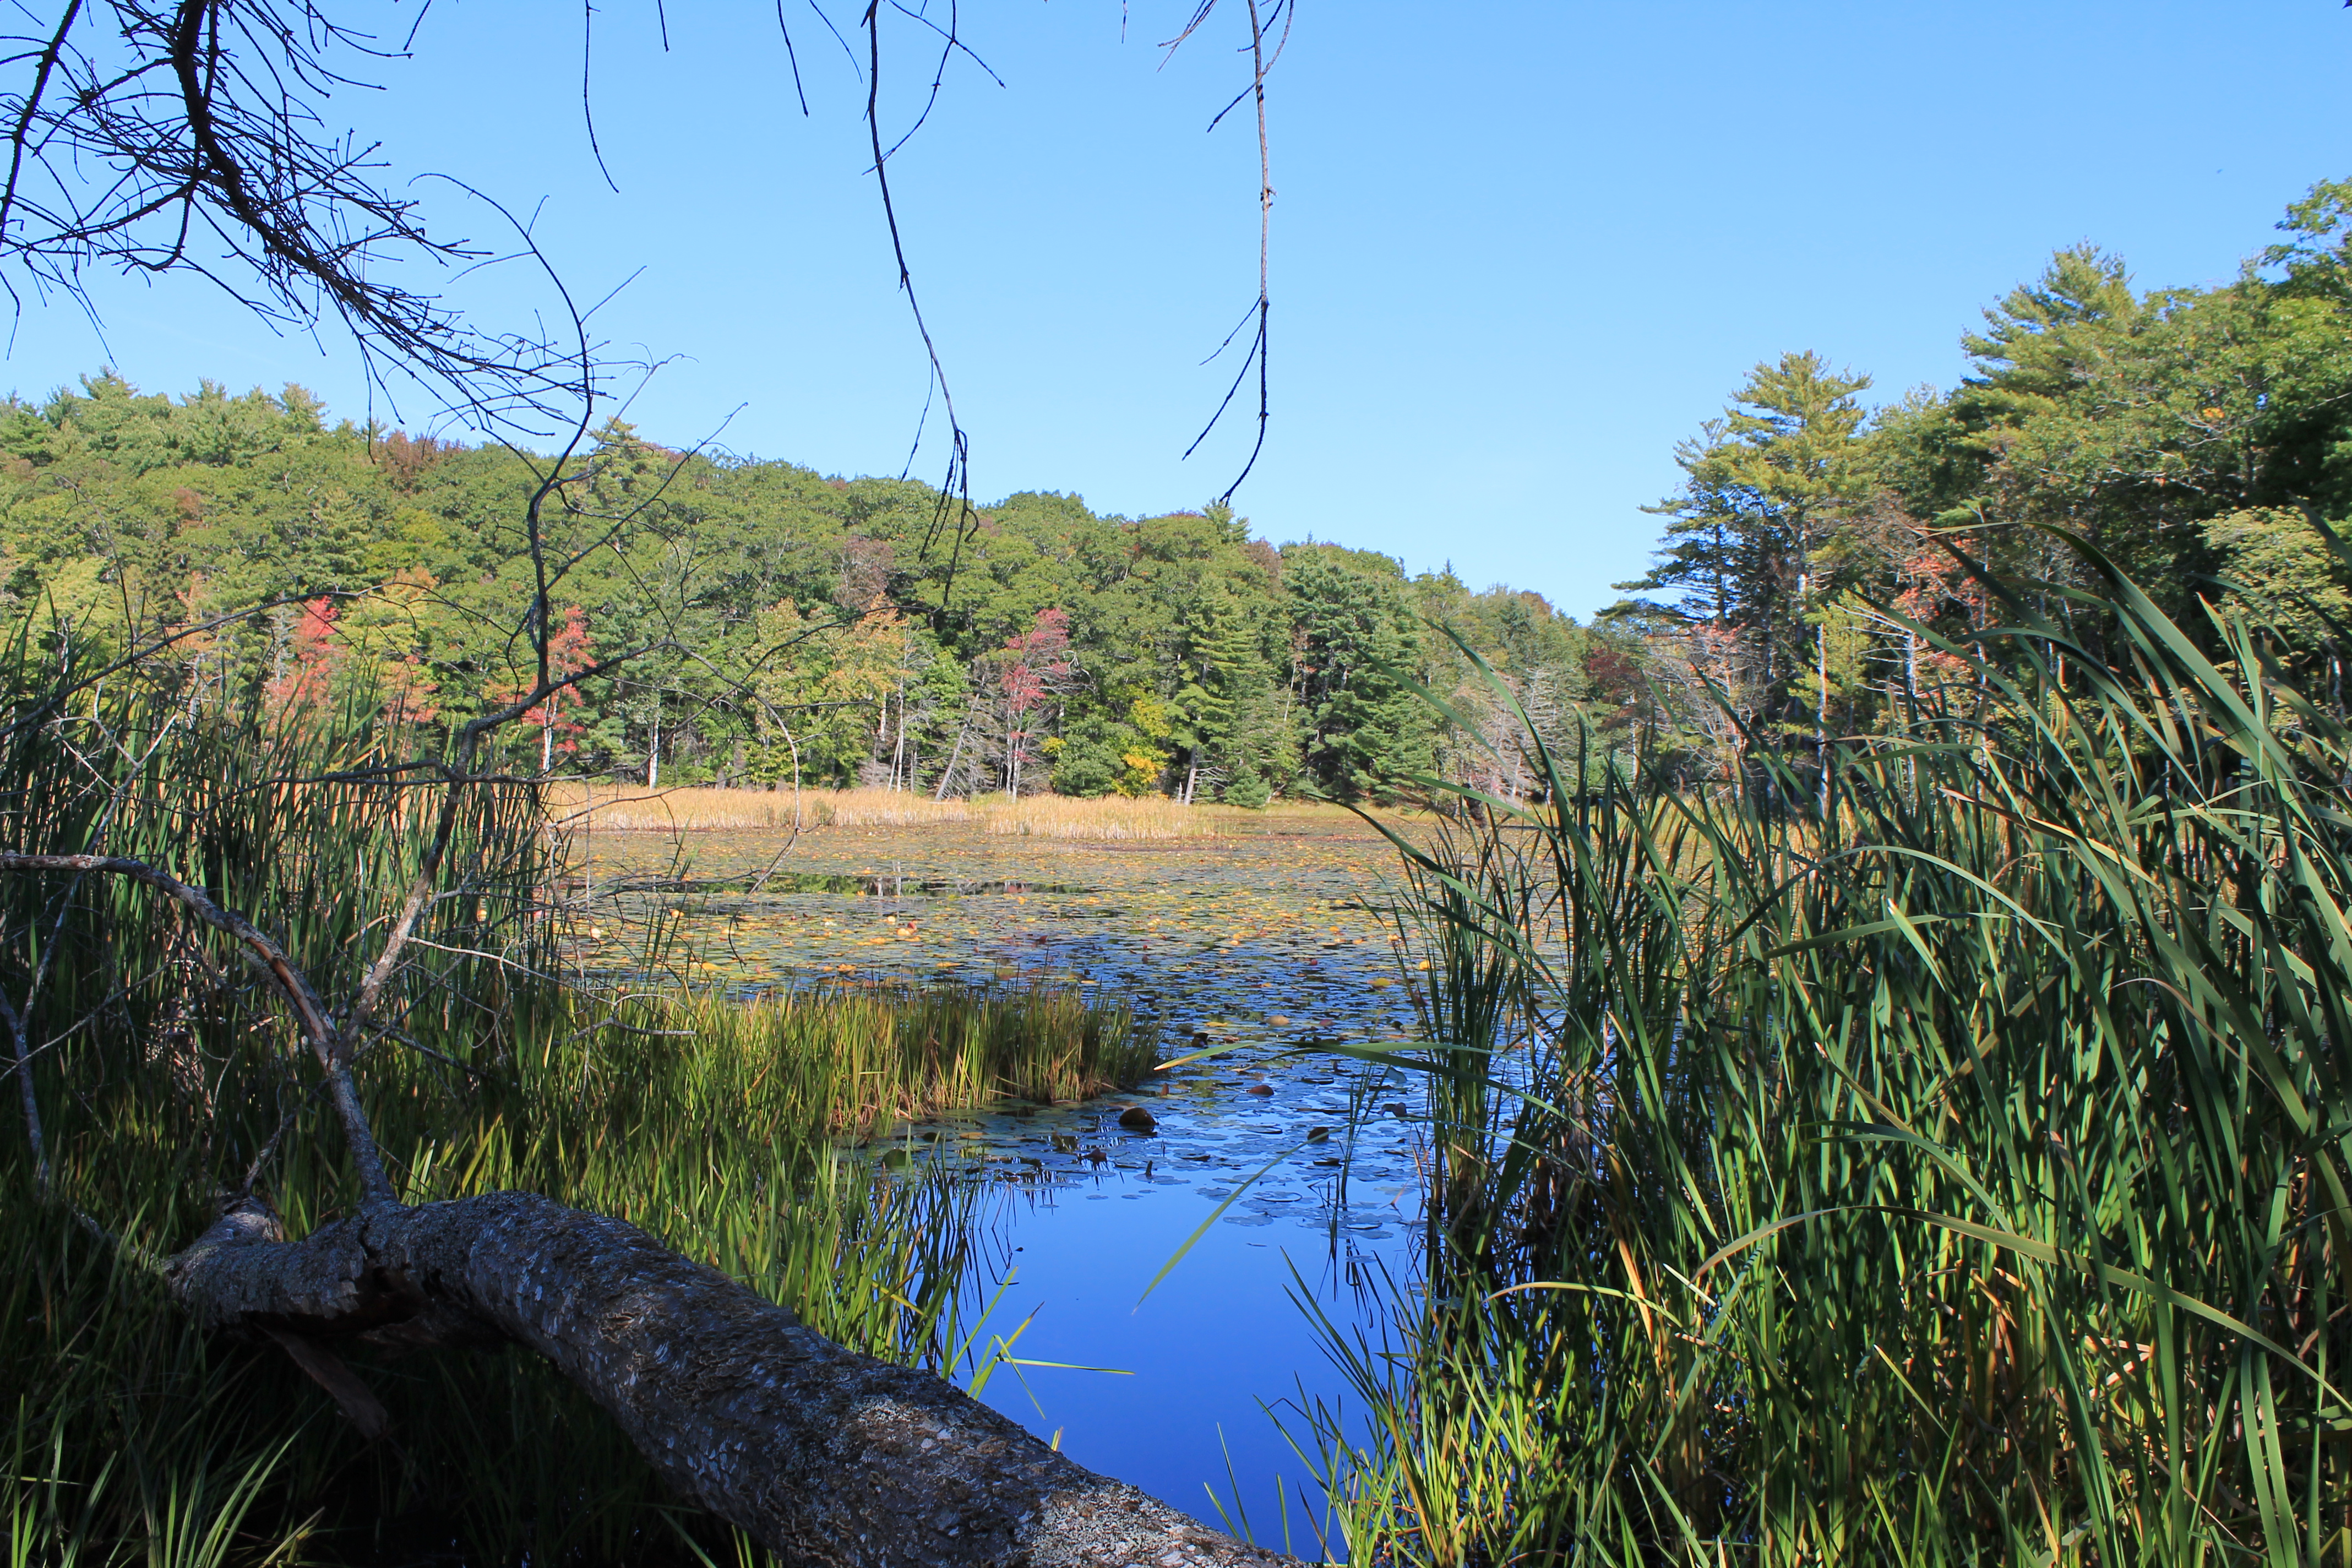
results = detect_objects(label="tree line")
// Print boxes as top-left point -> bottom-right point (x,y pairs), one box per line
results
0,377 -> 1625,805
1613,178 -> 2352,783
18,181 -> 2352,808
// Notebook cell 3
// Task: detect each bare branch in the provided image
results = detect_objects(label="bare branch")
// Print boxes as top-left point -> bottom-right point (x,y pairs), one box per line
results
0,980 -> 46,1197
0,3 -> 601,434
0,850 -> 395,1204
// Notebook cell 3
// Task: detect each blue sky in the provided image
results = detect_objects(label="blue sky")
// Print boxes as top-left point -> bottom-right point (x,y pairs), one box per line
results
7,1 -> 2351,617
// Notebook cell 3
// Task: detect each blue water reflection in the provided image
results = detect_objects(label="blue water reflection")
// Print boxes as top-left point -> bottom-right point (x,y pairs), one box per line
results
590,814 -> 1441,1545
976,1172 -> 1397,1554
892,1035 -> 1428,1553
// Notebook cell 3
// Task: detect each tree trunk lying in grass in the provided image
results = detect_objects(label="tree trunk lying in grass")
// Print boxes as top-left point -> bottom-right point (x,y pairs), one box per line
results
168,1191 -> 1303,1568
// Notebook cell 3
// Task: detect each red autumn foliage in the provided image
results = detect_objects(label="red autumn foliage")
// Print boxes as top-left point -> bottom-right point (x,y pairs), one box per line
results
503,606 -> 594,765
264,597 -> 339,723
997,608 -> 1075,796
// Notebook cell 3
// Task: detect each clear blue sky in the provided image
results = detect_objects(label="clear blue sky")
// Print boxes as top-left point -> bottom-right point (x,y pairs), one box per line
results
7,1 -> 2350,617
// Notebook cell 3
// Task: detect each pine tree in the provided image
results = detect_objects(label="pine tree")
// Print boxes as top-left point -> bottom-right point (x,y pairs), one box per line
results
1618,351 -> 1873,747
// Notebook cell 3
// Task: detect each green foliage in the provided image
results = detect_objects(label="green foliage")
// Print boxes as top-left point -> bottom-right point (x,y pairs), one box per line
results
2202,506 -> 2352,652
1315,557 -> 2352,1565
1610,178 -> 2352,784
1616,351 -> 1874,740
1286,546 -> 1437,800
0,379 -> 1604,808
1048,708 -> 1150,797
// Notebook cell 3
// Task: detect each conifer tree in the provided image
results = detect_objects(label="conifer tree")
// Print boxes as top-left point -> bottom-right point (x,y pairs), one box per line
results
1619,351 -> 1872,749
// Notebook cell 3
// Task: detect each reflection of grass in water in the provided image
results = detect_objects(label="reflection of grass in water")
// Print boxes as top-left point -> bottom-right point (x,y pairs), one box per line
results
0,662 -> 1193,1566
3,720 -> 1136,1565
557,785 -> 1237,840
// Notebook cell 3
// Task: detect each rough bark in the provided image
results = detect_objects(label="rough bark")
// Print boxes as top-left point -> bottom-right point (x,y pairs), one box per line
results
5,827 -> 1310,1564
168,1191 -> 1306,1568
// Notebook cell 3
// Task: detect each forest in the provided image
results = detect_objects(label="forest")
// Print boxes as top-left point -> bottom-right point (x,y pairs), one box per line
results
17,181 -> 2352,805
14,0 -> 2352,1558
1614,181 -> 2352,768
0,377 -> 1618,808
17,130 -> 2352,1560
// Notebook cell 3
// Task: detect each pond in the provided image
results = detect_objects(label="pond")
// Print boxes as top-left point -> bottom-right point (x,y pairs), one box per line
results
582,806 -> 1434,1545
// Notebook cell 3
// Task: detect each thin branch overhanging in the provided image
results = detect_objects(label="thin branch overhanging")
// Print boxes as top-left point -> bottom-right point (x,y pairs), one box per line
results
0,1 -> 593,435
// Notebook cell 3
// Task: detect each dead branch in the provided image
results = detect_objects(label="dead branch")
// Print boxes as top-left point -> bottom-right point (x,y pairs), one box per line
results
0,2 -> 588,433
0,981 -> 45,1197
0,850 -> 395,1204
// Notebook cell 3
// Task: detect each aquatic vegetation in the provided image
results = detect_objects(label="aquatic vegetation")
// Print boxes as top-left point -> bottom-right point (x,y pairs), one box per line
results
0,671 -> 1163,1566
1307,577 -> 2352,1564
4,1137 -> 995,1567
554,785 -> 1238,840
554,981 -> 1163,1139
577,812 -> 1418,1051
4,967 -> 1113,1565
978,794 -> 1228,841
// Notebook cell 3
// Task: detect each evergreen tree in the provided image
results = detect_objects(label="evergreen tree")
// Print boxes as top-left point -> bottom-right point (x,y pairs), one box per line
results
1619,351 -> 1872,744
1286,546 -> 1432,800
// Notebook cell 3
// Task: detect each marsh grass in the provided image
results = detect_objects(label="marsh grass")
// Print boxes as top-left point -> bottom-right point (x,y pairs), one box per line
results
565,983 -> 1161,1140
978,793 -> 1227,841
0,639 -> 1155,1565
5,1127 -> 1000,1567
556,785 -> 1231,840
1309,551 -> 2352,1565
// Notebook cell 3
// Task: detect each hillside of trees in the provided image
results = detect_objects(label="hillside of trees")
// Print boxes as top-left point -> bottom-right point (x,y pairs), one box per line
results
0,379 -> 1621,807
1612,178 -> 2352,781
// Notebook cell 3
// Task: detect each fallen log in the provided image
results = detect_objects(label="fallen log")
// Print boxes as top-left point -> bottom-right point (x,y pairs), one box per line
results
168,1190 -> 1306,1568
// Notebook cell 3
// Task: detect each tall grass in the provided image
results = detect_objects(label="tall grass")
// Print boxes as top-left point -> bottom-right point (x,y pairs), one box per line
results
1314,554 -> 2352,1564
559,785 -> 1228,840
981,792 -> 1226,840
0,636 -> 1153,1565
5,1100 -> 1003,1566
564,983 -> 1160,1139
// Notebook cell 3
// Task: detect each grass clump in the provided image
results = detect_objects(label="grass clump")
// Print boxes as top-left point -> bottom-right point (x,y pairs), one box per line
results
978,793 -> 1223,841
1313,555 -> 2352,1565
557,980 -> 1160,1140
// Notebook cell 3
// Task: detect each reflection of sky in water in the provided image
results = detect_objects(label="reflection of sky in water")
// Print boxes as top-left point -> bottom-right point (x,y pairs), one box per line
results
899,1070 -> 1427,1548
586,814 -> 1436,1542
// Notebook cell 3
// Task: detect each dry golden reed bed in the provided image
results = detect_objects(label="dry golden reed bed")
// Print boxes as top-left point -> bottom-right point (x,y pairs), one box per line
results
551,785 -> 1228,841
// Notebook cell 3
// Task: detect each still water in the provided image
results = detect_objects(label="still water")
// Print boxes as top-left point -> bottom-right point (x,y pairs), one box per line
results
903,1041 -> 1428,1550
589,810 -> 1437,1547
